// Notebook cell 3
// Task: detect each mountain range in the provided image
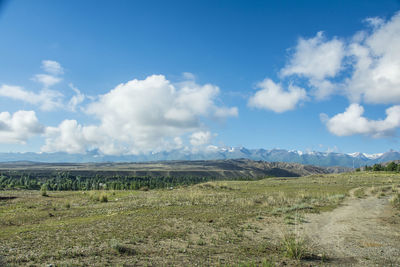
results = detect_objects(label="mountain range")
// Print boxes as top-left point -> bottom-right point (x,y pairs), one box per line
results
0,147 -> 399,168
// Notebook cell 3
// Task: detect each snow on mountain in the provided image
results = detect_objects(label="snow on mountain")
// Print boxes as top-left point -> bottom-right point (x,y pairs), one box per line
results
362,153 -> 383,159
0,148 -> 399,168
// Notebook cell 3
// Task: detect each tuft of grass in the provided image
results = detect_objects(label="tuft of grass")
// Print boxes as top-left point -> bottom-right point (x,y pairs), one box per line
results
196,239 -> 206,246
354,188 -> 366,198
110,239 -> 136,255
99,192 -> 108,203
88,191 -> 108,202
390,193 -> 400,209
281,233 -> 307,260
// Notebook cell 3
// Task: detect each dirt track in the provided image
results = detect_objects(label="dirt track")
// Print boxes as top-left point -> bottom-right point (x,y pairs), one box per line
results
300,188 -> 400,266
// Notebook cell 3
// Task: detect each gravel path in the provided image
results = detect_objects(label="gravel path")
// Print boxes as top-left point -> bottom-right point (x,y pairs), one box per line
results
301,188 -> 400,266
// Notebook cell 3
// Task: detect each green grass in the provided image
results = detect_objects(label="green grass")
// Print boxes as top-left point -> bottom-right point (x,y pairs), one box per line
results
0,172 -> 399,266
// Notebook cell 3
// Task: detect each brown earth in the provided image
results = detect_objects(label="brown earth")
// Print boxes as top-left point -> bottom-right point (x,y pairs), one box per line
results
301,187 -> 400,266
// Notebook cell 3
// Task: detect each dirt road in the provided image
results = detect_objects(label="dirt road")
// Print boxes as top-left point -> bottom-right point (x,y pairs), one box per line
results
301,188 -> 400,266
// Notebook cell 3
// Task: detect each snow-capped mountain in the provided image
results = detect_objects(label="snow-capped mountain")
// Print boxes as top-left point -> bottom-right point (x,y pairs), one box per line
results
0,148 -> 399,168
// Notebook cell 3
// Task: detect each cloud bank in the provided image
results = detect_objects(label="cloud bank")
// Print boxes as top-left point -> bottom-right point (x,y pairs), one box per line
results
42,75 -> 238,155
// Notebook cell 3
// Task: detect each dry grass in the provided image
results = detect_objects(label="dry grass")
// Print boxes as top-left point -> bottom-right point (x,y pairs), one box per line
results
0,172 -> 399,266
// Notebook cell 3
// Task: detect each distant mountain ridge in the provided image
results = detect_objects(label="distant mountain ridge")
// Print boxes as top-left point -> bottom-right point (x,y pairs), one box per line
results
0,159 -> 342,178
0,148 -> 399,167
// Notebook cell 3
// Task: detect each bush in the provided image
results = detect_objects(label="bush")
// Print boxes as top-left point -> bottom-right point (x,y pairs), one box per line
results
99,192 -> 108,202
40,184 -> 48,197
372,164 -> 383,171
386,162 -> 398,172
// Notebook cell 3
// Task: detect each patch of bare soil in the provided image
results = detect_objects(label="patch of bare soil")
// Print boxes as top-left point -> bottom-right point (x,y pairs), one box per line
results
301,188 -> 400,266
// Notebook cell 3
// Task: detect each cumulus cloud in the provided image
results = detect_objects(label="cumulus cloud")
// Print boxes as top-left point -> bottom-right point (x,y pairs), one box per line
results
252,11 -> 400,137
42,120 -> 93,154
248,78 -> 307,113
345,12 -> 400,104
42,74 -> 237,155
250,32 -> 344,112
0,85 -> 63,111
322,103 -> 400,137
279,12 -> 400,105
281,31 -> 345,80
0,110 -> 43,144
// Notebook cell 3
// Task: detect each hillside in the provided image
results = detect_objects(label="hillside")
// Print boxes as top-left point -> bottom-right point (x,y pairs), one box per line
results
0,159 -> 343,179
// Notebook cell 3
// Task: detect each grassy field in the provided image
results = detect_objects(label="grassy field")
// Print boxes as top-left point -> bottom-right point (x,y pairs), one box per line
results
1,172 -> 400,266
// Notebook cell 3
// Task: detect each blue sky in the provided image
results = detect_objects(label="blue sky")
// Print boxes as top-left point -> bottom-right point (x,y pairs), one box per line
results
1,0 -> 400,155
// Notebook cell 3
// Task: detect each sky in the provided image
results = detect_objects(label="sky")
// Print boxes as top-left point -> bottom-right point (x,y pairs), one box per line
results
1,0 -> 400,155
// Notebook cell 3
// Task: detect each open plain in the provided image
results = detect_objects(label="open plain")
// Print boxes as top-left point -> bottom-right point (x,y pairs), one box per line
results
1,171 -> 399,266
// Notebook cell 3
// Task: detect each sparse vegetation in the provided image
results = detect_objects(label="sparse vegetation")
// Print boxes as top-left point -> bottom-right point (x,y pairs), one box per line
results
0,172 -> 399,265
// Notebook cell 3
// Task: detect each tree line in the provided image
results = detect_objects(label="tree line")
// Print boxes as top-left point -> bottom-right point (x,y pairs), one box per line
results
0,171 -> 262,191
356,161 -> 400,172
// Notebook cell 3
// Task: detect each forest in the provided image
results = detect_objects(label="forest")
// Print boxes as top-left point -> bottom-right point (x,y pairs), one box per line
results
0,171 -> 262,191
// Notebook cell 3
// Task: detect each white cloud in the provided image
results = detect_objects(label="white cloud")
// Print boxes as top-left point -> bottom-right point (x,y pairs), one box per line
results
42,74 -> 237,155
41,60 -> 64,75
345,12 -> 400,104
277,12 -> 400,105
0,61 -> 87,112
0,110 -> 43,144
364,17 -> 385,28
248,78 -> 307,113
190,131 -> 212,146
33,74 -> 62,88
214,106 -> 238,118
281,31 -> 345,80
42,120 -> 90,154
67,84 -> 85,112
0,84 -> 63,111
322,103 -> 400,137
33,60 -> 63,88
